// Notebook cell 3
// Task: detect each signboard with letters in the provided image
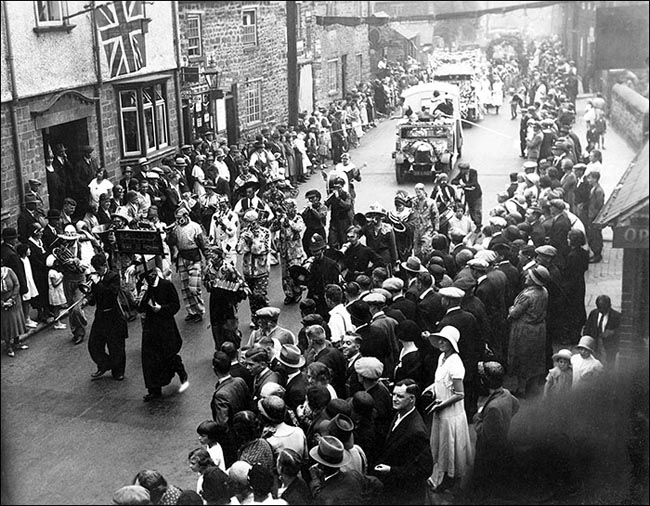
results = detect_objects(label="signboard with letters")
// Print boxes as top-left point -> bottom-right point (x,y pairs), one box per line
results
612,215 -> 649,249
114,229 -> 165,255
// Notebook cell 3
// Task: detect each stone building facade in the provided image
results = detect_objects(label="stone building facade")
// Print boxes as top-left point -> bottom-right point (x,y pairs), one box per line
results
177,1 -> 289,144
1,1 -> 181,227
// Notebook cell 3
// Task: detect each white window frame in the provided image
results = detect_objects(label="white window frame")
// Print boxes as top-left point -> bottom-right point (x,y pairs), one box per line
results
34,0 -> 68,27
243,79 -> 262,125
242,9 -> 258,47
187,14 -> 202,58
117,82 -> 169,158
328,59 -> 339,94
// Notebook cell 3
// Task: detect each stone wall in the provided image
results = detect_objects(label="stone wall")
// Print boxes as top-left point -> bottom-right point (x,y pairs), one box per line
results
619,247 -> 650,363
178,1 -> 289,137
0,103 -> 17,220
610,83 -> 650,150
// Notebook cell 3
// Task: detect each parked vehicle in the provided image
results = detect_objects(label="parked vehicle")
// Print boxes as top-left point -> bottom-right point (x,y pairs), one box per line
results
433,63 -> 483,123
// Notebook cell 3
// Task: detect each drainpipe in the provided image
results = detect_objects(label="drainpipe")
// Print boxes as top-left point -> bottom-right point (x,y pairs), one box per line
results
2,1 -> 26,210
172,1 -> 184,145
287,1 -> 299,125
90,2 -> 106,169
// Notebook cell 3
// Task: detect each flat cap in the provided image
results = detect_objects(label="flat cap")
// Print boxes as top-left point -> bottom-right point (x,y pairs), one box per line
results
382,277 -> 404,292
255,307 -> 281,319
354,357 -> 384,380
112,485 -> 151,505
372,288 -> 392,302
439,287 -> 465,299
488,216 -> 507,228
549,199 -> 566,211
452,276 -> 476,291
467,258 -> 489,271
458,162 -> 470,169
28,178 -> 42,186
522,160 -> 538,171
535,245 -> 558,257
362,292 -> 386,305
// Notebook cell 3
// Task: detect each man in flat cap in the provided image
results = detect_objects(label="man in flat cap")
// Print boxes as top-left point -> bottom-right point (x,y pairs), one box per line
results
354,356 -> 392,442
304,233 -> 340,321
324,177 -> 353,249
112,485 -> 151,505
384,277 -> 417,321
244,307 -> 296,352
363,292 -> 399,381
305,324 -> 346,397
487,216 -> 508,251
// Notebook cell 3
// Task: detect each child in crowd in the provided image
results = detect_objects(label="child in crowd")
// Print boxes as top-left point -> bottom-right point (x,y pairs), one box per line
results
196,420 -> 226,472
543,349 -> 573,398
187,447 -> 217,496
571,336 -> 604,390
48,264 -> 67,330
17,243 -> 39,329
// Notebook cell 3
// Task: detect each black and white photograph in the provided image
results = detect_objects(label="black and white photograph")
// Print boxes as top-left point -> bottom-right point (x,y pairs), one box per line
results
1,1 -> 648,504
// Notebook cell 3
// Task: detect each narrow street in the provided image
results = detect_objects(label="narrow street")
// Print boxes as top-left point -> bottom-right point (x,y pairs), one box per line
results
0,98 -> 638,505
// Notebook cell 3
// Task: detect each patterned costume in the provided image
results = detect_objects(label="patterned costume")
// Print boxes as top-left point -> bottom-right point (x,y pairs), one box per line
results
279,213 -> 307,302
168,220 -> 206,318
411,196 -> 440,260
237,224 -> 271,316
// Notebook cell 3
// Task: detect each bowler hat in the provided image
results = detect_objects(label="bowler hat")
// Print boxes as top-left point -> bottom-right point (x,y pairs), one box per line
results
276,344 -> 305,369
309,436 -> 350,468
305,189 -> 322,200
2,227 -> 18,240
347,300 -> 372,323
325,414 -> 355,449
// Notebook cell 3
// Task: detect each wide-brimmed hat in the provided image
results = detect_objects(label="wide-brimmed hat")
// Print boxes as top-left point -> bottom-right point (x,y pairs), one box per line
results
57,224 -> 81,240
401,256 -> 427,273
240,180 -> 260,192
309,233 -> 327,253
174,157 -> 187,167
429,325 -> 460,353
365,202 -> 387,218
309,436 -> 350,468
575,336 -> 596,354
276,344 -> 305,369
257,395 -> 286,424
552,349 -> 573,362
111,207 -> 131,224
528,265 -> 550,286
137,157 -> 149,165
325,414 -> 355,450
288,264 -> 311,285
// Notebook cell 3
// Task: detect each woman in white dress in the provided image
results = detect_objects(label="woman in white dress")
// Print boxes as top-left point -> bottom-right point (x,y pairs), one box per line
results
425,325 -> 473,494
491,75 -> 504,115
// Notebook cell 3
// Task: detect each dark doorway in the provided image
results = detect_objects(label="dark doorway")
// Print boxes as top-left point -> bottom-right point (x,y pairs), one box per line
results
341,54 -> 348,97
182,100 -> 193,145
42,118 -> 89,212
225,84 -> 238,146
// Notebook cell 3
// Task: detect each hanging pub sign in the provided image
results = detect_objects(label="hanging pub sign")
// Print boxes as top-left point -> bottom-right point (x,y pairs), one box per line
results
612,214 -> 649,249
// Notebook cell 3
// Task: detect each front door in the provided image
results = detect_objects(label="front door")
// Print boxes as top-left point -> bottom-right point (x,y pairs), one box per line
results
225,84 -> 238,146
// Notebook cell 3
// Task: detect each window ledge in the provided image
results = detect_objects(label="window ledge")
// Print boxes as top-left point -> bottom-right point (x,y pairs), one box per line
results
243,45 -> 258,53
33,24 -> 76,35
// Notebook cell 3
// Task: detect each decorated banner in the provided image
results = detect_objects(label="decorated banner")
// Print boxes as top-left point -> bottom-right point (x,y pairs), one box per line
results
96,1 -> 147,78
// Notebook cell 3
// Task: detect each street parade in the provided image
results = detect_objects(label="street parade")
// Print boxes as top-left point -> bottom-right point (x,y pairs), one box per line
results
1,2 -> 648,505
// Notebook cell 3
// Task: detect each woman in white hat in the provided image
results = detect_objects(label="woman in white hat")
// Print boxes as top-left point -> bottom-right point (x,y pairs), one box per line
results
543,348 -> 573,398
507,264 -> 550,398
424,325 -> 473,494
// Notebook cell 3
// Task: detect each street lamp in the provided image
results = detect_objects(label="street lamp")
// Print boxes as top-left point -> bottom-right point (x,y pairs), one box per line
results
203,60 -> 223,99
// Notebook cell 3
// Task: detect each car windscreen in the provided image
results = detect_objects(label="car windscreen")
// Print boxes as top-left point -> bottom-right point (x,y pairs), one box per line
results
400,126 -> 451,138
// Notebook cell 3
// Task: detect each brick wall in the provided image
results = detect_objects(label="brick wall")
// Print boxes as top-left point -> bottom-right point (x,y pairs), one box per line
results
618,246 -> 650,364
610,83 -> 650,150
178,1 -> 289,137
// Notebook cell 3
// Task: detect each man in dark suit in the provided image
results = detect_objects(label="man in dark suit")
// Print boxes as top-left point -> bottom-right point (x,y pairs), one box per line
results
244,347 -> 281,402
211,351 -> 251,467
305,234 -> 341,321
493,244 -> 520,308
416,271 -> 444,332
585,171 -> 606,263
452,162 -> 483,227
487,216 -> 509,251
373,379 -> 433,505
42,209 -> 62,253
583,295 -> 622,369
384,277 -> 417,321
341,225 -> 385,282
437,287 -> 483,420
364,292 -> 399,380
275,344 -> 308,412
305,324 -> 346,397
341,332 -> 364,397
17,194 -> 43,243
546,199 -> 572,268
220,342 -> 253,392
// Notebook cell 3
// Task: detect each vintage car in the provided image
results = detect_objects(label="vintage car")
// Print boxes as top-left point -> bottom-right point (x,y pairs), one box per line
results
433,63 -> 483,124
393,82 -> 464,183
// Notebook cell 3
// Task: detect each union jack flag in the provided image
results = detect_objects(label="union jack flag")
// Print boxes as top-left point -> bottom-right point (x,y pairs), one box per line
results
96,1 -> 147,78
